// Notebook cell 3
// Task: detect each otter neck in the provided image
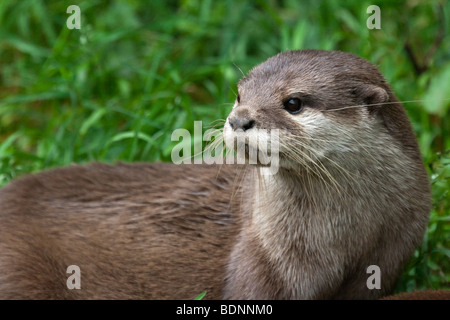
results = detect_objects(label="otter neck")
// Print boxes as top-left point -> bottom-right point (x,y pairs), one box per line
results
237,165 -> 358,298
243,148 -> 409,274
247,166 -> 351,248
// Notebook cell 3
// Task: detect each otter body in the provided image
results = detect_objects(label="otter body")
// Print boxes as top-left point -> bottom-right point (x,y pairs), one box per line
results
0,163 -> 241,299
0,50 -> 431,299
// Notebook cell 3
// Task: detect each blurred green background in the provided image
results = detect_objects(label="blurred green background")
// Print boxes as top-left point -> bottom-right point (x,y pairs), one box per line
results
0,0 -> 449,294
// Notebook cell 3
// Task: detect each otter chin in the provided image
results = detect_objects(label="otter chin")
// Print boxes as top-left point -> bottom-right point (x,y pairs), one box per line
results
0,50 -> 431,300
222,125 -> 278,169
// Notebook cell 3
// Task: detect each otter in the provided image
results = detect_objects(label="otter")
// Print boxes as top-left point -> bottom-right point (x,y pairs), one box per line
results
0,50 -> 431,299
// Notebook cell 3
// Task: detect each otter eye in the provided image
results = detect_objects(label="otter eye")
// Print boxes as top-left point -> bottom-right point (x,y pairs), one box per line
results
236,94 -> 240,103
283,98 -> 303,114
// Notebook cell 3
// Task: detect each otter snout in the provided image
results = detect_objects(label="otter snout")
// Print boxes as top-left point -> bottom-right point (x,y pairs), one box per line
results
227,107 -> 256,131
229,117 -> 255,131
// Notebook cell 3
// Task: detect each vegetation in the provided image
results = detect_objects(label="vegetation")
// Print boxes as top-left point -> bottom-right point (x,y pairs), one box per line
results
0,0 -> 448,293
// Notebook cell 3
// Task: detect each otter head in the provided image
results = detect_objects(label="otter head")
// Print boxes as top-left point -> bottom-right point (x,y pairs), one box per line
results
223,50 -> 418,173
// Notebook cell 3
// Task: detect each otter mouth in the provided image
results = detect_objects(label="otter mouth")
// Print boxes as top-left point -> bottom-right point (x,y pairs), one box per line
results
224,136 -> 278,168
238,143 -> 268,166
222,122 -> 280,173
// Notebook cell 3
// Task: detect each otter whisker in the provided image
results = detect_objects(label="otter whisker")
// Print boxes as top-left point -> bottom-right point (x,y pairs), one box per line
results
292,128 -> 383,182
204,120 -> 226,130
281,146 -> 336,211
233,62 -> 246,78
318,124 -> 387,171
280,139 -> 342,197
296,135 -> 377,149
282,137 -> 346,196
323,97 -> 450,113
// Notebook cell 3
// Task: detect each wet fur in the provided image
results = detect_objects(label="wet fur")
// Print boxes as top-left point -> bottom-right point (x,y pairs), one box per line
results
0,50 -> 431,299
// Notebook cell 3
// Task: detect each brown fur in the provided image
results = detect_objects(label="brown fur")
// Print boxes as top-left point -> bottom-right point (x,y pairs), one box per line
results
382,290 -> 450,300
0,50 -> 431,299
0,163 -> 243,299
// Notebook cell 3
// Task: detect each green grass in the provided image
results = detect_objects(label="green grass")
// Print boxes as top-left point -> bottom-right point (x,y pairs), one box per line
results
194,291 -> 207,300
0,0 -> 449,293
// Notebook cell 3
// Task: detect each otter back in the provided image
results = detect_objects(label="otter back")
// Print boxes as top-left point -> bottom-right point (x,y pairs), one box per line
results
0,162 -> 241,299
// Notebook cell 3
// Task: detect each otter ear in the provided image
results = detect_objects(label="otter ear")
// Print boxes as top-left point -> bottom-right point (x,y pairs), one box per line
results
360,85 -> 388,105
358,85 -> 389,115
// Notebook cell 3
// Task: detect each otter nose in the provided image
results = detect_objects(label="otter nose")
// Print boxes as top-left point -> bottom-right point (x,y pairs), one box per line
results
228,117 -> 255,131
